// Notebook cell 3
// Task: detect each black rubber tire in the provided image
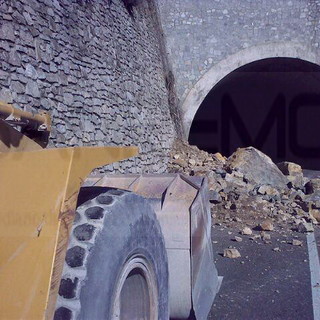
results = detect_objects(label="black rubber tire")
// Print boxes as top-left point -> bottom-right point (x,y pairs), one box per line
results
54,189 -> 169,320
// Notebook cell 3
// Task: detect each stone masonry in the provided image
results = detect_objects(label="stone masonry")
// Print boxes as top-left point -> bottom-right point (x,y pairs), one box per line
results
0,0 -> 177,173
157,0 -> 320,105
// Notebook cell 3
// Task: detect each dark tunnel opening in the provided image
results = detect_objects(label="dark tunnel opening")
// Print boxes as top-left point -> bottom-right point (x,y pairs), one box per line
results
188,57 -> 320,170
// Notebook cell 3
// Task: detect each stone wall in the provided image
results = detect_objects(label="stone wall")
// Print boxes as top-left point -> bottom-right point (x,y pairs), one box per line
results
0,0 -> 177,173
157,0 -> 320,106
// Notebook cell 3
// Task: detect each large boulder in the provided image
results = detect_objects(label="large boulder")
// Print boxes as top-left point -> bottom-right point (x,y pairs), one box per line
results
225,147 -> 288,190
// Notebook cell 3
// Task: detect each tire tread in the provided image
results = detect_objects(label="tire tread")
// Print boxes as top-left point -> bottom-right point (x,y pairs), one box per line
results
54,190 -> 127,320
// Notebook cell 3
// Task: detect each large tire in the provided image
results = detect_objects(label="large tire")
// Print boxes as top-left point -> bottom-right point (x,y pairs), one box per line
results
54,189 -> 169,320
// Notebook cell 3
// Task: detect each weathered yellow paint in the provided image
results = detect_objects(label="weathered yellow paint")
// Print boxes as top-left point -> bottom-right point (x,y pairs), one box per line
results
0,145 -> 138,319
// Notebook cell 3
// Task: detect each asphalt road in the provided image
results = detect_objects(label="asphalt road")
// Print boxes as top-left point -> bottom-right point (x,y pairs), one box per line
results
208,225 -> 320,320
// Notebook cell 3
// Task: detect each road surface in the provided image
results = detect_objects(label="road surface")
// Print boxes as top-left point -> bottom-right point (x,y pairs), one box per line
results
209,225 -> 320,320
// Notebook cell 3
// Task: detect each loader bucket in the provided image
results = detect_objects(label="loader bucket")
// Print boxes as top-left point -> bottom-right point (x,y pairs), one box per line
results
0,146 -> 138,320
86,173 -> 220,320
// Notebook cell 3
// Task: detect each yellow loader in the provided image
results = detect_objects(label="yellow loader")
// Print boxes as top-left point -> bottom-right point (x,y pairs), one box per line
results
0,102 -> 220,320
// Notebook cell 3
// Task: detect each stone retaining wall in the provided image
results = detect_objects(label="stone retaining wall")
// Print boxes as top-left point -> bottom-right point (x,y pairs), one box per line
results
0,0 -> 177,173
157,0 -> 320,105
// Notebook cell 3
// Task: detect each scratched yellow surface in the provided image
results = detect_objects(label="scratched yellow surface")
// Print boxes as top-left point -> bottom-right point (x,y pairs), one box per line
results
0,146 -> 138,319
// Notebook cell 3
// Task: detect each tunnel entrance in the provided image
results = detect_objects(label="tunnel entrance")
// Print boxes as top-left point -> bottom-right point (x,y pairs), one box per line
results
188,57 -> 320,170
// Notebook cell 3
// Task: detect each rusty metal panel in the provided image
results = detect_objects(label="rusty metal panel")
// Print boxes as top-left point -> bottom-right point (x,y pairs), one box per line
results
0,146 -> 138,320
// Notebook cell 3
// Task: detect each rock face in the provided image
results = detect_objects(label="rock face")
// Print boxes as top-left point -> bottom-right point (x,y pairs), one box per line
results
0,0 -> 177,174
168,141 -> 319,232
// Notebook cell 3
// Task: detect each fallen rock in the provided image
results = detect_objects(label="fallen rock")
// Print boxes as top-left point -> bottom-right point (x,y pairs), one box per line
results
297,221 -> 314,233
213,152 -> 226,163
277,162 -> 302,176
260,220 -> 274,231
234,236 -> 243,242
288,175 -> 305,189
310,209 -> 320,223
292,239 -> 302,246
294,218 -> 303,225
172,158 -> 188,167
168,139 -> 223,175
223,248 -> 241,258
257,185 -> 279,197
305,179 -> 320,194
225,172 -> 247,189
225,147 -> 288,190
168,140 -> 318,233
250,234 -> 261,241
273,247 -> 281,252
241,226 -> 253,235
208,190 -> 222,204
261,231 -> 271,241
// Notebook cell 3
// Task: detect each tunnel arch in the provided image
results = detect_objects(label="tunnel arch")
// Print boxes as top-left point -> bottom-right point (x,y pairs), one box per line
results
187,55 -> 320,170
182,42 -> 319,138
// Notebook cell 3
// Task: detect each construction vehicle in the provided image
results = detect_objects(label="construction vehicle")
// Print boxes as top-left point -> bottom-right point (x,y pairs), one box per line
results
0,101 -> 220,320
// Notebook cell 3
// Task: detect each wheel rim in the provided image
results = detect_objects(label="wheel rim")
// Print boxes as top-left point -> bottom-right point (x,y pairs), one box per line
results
112,255 -> 158,320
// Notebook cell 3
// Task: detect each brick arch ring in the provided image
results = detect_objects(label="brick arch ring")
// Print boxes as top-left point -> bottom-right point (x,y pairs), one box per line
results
181,42 -> 319,138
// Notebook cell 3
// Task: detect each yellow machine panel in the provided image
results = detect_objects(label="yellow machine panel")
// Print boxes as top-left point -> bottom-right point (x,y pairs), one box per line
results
0,146 -> 138,319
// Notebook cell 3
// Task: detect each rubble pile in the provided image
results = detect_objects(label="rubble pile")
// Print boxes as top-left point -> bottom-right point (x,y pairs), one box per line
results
168,139 -> 320,232
168,139 -> 226,174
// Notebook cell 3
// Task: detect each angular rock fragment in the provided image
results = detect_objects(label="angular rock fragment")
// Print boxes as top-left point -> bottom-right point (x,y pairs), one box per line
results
261,231 -> 271,241
172,158 -> 188,167
277,162 -> 302,176
310,209 -> 320,223
297,221 -> 314,233
260,220 -> 274,231
305,179 -> 320,195
213,152 -> 226,163
241,226 -> 252,235
223,248 -> 241,258
257,185 -> 279,197
291,239 -> 302,246
208,190 -> 222,204
249,234 -> 261,241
